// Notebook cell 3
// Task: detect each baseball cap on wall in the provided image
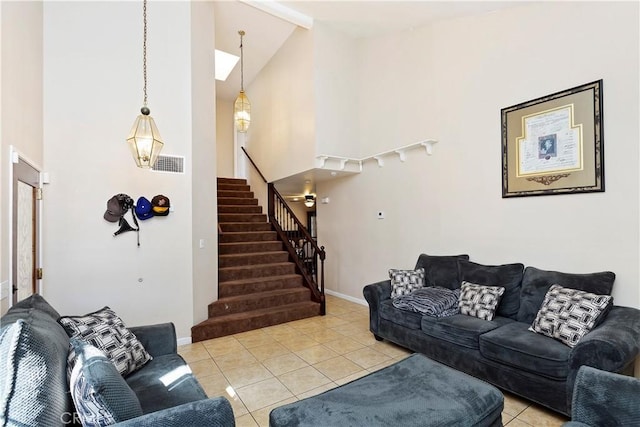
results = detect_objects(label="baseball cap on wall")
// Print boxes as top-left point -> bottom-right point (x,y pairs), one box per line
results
104,194 -> 134,222
135,196 -> 153,220
151,195 -> 170,216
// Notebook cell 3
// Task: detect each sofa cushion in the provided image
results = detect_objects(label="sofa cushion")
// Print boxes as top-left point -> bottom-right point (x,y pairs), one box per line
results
389,268 -> 425,298
0,317 -> 71,426
125,354 -> 208,414
479,321 -> 571,380
380,299 -> 423,330
414,254 -> 470,289
69,339 -> 143,426
458,260 -> 524,319
516,267 -> 616,324
458,281 -> 505,321
421,314 -> 514,349
59,306 -> 152,377
529,284 -> 613,348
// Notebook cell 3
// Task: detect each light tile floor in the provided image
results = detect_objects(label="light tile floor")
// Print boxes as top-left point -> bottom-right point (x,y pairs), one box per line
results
178,294 -> 570,426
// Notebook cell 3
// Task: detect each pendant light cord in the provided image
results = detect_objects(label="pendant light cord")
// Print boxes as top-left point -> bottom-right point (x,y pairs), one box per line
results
239,30 -> 245,92
142,0 -> 148,107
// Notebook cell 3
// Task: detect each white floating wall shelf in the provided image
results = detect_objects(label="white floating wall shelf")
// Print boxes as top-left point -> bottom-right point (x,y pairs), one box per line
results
316,139 -> 438,172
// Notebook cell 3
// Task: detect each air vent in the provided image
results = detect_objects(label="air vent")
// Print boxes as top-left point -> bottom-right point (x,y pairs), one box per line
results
152,155 -> 185,174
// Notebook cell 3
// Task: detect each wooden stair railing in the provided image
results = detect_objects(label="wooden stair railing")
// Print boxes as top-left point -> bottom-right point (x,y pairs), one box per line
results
241,147 -> 326,315
268,183 -> 326,314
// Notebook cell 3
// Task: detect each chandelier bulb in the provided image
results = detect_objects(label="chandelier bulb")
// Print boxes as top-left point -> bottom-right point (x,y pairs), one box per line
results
141,106 -> 150,115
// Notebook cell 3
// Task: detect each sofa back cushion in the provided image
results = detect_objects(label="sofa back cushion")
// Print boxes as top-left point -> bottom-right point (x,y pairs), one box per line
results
5,292 -> 62,320
1,304 -> 72,427
457,260 -> 524,319
516,266 -> 616,324
414,254 -> 469,289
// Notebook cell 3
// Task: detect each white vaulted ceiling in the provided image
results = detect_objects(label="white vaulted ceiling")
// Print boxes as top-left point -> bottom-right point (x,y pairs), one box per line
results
214,1 -> 530,100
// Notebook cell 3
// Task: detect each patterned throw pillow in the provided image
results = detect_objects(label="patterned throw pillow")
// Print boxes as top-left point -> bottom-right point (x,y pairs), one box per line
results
529,284 -> 613,347
389,268 -> 426,298
59,307 -> 152,377
69,339 -> 143,426
458,281 -> 506,321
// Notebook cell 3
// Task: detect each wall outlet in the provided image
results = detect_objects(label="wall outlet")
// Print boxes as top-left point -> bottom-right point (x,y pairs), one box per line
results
377,211 -> 385,219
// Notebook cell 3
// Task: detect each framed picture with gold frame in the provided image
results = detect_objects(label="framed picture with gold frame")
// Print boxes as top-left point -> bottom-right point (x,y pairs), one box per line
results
501,80 -> 604,198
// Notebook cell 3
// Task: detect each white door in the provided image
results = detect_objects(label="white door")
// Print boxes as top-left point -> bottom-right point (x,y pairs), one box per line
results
12,159 -> 41,304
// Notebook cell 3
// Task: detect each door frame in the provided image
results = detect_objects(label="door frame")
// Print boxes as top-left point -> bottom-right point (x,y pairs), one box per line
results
8,146 -> 43,308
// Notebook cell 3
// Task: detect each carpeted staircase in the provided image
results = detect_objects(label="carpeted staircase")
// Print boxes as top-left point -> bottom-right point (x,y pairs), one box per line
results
191,177 -> 321,342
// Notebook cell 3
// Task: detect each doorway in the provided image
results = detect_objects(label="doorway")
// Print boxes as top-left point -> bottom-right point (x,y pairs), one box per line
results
12,158 -> 41,304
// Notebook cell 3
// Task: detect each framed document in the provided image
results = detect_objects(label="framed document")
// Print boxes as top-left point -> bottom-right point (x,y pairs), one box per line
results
501,80 -> 604,198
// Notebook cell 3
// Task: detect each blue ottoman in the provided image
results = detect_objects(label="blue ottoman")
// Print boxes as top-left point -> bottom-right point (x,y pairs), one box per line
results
270,353 -> 503,427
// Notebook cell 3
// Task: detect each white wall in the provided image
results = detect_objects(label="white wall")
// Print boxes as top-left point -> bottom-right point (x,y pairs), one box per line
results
216,99 -> 234,178
191,1 -> 218,329
245,27 -> 316,182
318,1 -> 640,308
1,1 -> 43,315
313,23 -> 359,158
42,1 -> 195,339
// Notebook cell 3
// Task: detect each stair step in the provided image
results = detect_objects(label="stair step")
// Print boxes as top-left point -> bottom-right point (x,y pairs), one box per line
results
218,205 -> 263,214
219,241 -> 283,254
217,177 -> 247,185
219,274 -> 303,297
219,251 -> 290,268
217,184 -> 251,192
217,190 -> 254,199
219,222 -> 272,232
191,301 -> 321,342
208,288 -> 310,317
219,231 -> 277,243
218,197 -> 258,206
218,213 -> 267,223
219,262 -> 296,282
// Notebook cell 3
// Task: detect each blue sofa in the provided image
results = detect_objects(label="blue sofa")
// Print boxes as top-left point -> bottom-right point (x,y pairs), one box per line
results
0,294 -> 234,426
363,254 -> 640,416
563,365 -> 640,426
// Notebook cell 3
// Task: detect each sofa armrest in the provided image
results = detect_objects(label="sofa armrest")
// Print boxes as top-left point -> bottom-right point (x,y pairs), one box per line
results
565,366 -> 640,426
129,323 -> 177,357
567,306 -> 640,396
114,397 -> 235,427
363,280 -> 392,336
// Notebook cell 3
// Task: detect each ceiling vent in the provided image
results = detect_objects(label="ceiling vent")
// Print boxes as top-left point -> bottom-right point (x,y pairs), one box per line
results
152,155 -> 185,174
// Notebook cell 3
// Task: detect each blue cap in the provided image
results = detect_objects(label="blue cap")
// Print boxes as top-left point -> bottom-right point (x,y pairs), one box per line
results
135,196 -> 153,220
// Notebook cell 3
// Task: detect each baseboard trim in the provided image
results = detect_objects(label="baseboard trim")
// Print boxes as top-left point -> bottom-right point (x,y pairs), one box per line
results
177,337 -> 192,346
325,289 -> 368,307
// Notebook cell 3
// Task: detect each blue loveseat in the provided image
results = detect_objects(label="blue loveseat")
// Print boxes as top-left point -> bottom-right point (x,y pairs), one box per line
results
363,254 -> 640,416
0,294 -> 234,426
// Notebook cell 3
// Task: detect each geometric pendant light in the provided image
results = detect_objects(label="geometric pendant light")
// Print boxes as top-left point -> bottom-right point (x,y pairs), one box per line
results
127,0 -> 164,168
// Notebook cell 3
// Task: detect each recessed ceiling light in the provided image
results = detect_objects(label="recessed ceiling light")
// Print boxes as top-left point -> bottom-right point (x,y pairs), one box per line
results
215,49 -> 239,81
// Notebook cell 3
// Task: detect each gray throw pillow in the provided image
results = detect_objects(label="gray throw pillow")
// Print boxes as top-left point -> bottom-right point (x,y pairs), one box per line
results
69,339 -> 143,426
529,284 -> 613,348
0,316 -> 70,426
59,307 -> 152,377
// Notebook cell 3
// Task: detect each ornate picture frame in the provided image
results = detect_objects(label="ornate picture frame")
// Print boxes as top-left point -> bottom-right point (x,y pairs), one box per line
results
501,80 -> 604,198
